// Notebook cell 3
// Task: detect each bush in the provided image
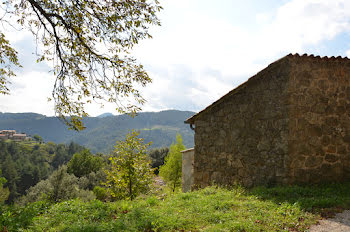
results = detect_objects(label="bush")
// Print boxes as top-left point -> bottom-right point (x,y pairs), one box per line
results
0,200 -> 51,231
67,149 -> 105,178
17,166 -> 95,205
93,186 -> 109,201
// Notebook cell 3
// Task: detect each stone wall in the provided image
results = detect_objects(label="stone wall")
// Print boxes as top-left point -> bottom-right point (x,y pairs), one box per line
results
189,54 -> 350,188
287,55 -> 350,183
192,58 -> 291,187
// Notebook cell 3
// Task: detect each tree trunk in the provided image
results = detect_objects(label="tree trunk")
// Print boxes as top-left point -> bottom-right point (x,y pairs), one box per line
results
129,168 -> 133,200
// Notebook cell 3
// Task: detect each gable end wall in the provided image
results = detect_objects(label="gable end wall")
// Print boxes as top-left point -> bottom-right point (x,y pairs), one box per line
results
192,59 -> 291,187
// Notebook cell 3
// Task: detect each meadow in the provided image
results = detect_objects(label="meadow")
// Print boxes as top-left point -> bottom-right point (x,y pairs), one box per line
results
1,182 -> 350,232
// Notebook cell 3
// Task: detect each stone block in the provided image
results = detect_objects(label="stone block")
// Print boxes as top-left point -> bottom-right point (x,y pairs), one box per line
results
232,159 -> 243,168
257,138 -> 271,151
343,135 -> 350,143
309,125 -> 322,137
202,172 -> 209,183
305,156 -> 323,168
326,145 -> 336,153
321,135 -> 330,146
320,163 -> 333,176
325,153 -> 339,163
337,145 -> 347,155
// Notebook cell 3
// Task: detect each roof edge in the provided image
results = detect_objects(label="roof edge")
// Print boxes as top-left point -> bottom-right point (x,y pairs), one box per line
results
185,53 -> 292,124
185,53 -> 350,124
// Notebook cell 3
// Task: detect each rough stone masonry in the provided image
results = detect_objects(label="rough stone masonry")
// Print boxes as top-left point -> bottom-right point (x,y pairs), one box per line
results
185,54 -> 350,189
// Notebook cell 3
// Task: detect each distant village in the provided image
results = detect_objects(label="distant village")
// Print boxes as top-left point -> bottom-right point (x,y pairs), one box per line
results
0,130 -> 28,141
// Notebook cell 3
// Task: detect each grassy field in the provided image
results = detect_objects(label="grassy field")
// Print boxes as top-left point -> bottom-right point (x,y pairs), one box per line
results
1,182 -> 350,231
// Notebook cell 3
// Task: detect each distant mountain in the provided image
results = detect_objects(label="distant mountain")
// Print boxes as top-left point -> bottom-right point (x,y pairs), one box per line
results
0,110 -> 195,154
97,113 -> 114,118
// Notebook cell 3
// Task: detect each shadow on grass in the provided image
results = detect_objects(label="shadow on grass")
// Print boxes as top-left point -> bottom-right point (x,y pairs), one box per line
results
248,181 -> 350,215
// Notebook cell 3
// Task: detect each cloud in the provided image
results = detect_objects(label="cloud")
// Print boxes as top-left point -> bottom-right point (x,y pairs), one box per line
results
0,71 -> 55,115
3,0 -> 350,116
133,0 -> 350,113
138,65 -> 240,113
14,37 -> 51,73
260,0 -> 350,53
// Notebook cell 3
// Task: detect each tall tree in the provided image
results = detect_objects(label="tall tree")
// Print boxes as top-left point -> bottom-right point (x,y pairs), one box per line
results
0,0 -> 162,130
104,130 -> 154,200
159,134 -> 186,192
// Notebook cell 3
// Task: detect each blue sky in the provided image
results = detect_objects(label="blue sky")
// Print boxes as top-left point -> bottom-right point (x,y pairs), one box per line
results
2,0 -> 350,116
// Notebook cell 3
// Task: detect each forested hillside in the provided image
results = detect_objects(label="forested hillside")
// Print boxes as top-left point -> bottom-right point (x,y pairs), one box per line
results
0,140 -> 85,202
0,110 -> 195,153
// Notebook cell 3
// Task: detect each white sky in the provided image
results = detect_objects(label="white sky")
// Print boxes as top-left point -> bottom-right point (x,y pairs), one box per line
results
2,0 -> 350,116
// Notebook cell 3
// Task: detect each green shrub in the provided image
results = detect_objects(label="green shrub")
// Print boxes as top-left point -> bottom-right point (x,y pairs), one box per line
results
18,166 -> 95,205
93,186 -> 108,201
0,200 -> 51,231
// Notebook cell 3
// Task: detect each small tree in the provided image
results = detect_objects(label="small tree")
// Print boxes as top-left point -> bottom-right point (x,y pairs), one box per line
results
104,130 -> 154,200
159,134 -> 186,192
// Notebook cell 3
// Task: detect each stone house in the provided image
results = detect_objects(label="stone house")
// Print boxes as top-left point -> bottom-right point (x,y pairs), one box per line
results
12,133 -> 27,141
0,130 -> 27,141
0,130 -> 16,138
184,53 -> 350,189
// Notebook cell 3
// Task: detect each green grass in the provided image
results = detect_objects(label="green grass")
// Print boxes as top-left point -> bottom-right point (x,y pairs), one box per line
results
2,183 -> 350,231
250,182 -> 350,216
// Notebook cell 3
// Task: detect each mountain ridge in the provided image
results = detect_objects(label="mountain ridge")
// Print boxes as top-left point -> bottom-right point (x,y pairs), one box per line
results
0,110 -> 195,153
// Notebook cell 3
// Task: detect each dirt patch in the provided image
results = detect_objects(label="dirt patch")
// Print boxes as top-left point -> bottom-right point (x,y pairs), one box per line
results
309,210 -> 350,232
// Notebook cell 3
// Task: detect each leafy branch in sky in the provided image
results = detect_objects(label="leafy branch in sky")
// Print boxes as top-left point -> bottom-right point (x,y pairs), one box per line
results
0,0 -> 162,130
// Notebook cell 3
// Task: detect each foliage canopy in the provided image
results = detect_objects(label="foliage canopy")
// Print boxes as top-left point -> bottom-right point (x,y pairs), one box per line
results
0,32 -> 21,95
67,149 -> 104,178
0,139 -> 84,202
0,0 -> 162,130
